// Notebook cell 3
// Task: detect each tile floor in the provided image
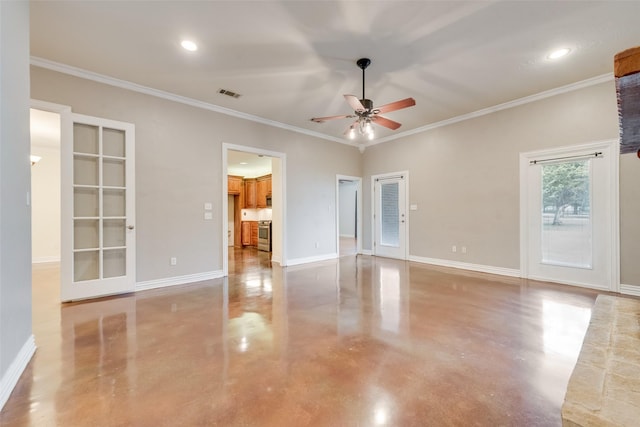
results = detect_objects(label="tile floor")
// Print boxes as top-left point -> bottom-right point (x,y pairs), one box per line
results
0,251 -> 600,426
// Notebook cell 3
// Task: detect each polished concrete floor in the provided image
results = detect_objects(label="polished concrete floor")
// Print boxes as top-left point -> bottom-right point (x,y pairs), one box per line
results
1,250 -> 600,426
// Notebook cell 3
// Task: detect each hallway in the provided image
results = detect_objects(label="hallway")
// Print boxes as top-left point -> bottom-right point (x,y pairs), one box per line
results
1,256 -> 598,426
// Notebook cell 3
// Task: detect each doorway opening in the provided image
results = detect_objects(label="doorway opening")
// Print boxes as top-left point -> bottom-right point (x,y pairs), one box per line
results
336,175 -> 362,257
226,150 -> 274,273
30,108 -> 62,268
222,144 -> 286,276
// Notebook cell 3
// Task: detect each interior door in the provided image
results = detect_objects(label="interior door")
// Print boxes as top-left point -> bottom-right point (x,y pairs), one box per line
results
61,113 -> 135,301
523,142 -> 615,290
374,173 -> 407,260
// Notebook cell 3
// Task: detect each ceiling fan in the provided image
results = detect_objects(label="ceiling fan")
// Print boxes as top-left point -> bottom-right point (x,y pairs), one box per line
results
311,58 -> 416,140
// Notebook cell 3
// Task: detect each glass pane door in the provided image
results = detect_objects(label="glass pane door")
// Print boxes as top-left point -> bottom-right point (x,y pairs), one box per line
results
523,141 -> 615,292
380,182 -> 400,247
73,124 -> 127,281
541,160 -> 592,268
374,174 -> 407,260
62,113 -> 135,302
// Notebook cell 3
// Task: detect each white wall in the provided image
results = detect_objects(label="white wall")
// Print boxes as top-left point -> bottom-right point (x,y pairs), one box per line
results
363,80 -> 640,287
339,181 -> 357,237
30,66 -> 363,279
0,0 -> 34,409
29,47 -> 640,290
31,146 -> 60,262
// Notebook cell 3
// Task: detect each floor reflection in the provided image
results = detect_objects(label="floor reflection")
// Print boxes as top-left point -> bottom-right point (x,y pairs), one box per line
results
542,299 -> 591,358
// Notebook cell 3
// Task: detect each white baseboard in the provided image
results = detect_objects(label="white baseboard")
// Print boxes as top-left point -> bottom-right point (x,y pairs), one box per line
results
620,284 -> 640,297
0,335 -> 36,410
32,256 -> 60,264
408,255 -> 520,278
361,249 -> 373,256
524,273 -> 611,291
271,255 -> 282,266
136,270 -> 224,292
286,253 -> 337,267
339,234 -> 355,238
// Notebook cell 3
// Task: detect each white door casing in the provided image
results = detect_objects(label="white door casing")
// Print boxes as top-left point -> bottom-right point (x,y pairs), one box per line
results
372,172 -> 409,260
520,140 -> 619,291
61,113 -> 136,301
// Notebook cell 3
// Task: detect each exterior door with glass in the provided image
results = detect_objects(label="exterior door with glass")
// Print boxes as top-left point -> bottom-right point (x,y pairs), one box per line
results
373,173 -> 407,260
522,141 -> 616,291
61,113 -> 135,301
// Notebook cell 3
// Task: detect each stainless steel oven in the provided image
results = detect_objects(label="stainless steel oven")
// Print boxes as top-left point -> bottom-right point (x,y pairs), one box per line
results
257,220 -> 271,252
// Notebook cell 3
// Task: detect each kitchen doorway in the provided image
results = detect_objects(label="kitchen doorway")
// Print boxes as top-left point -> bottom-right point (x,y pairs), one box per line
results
222,144 -> 286,275
336,175 -> 362,257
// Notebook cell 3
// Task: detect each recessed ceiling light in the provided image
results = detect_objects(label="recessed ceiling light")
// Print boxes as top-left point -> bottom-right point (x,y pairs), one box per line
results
181,40 -> 198,52
239,162 -> 248,165
547,48 -> 571,60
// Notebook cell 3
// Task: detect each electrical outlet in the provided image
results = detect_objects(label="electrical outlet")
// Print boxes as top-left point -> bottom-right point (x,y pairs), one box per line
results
462,246 -> 467,254
170,257 -> 177,266
452,245 -> 457,253
315,242 -> 320,248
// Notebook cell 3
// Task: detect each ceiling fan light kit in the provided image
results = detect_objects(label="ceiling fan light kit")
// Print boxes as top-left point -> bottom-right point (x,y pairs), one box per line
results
311,58 -> 416,141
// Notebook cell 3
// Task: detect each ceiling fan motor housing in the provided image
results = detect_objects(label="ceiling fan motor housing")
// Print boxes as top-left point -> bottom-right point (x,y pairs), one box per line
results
360,99 -> 373,111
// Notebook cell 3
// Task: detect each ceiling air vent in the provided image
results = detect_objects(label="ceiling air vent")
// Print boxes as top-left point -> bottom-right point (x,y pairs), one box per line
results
218,88 -> 241,99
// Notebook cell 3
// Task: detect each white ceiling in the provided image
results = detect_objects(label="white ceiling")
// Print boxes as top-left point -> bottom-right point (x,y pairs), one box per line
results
228,150 -> 273,178
29,1 -> 640,146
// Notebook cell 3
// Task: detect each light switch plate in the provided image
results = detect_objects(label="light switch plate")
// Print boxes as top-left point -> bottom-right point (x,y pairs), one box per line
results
204,202 -> 212,210
410,204 -> 418,211
204,212 -> 213,220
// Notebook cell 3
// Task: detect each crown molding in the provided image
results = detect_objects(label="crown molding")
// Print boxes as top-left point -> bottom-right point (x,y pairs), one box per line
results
31,56 -> 612,151
364,72 -> 615,148
30,56 -> 359,148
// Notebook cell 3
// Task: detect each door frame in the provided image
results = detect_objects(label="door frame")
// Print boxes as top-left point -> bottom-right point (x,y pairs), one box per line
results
222,143 -> 287,275
519,139 -> 619,291
335,175 -> 362,256
371,171 -> 410,260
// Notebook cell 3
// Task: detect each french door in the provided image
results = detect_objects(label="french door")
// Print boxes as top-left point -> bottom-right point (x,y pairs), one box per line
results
520,141 -> 617,291
373,172 -> 408,260
61,113 -> 136,301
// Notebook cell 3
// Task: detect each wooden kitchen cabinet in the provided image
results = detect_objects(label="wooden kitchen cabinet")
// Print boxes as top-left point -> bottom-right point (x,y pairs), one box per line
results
241,222 -> 251,246
228,175 -> 243,195
244,179 -> 257,208
257,177 -> 267,208
241,221 -> 259,247
250,221 -> 258,246
256,174 -> 272,208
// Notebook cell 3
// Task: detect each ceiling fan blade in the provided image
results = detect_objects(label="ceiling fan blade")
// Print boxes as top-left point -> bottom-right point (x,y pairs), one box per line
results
310,114 -> 355,123
375,97 -> 416,114
373,115 -> 402,130
344,95 -> 366,112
